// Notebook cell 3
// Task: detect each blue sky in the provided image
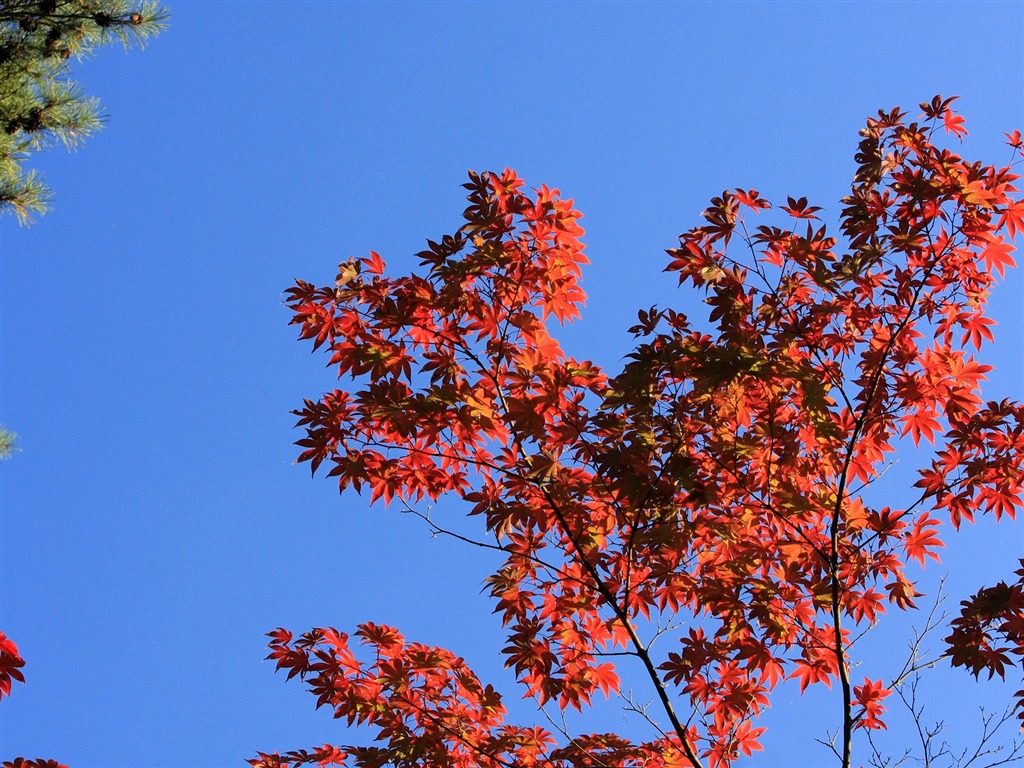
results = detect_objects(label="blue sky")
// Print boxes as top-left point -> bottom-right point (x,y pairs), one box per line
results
1,2 -> 1022,766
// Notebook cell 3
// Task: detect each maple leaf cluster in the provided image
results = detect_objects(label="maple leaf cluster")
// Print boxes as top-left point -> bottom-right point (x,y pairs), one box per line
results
0,631 -> 25,701
944,559 -> 1024,728
271,99 -> 1024,767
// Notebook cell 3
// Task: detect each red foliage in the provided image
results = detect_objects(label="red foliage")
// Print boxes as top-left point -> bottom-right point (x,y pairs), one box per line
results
270,101 -> 1023,767
0,631 -> 25,700
944,559 -> 1024,727
0,636 -> 71,768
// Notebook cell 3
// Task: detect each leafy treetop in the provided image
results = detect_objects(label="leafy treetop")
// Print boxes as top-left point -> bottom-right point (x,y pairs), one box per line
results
269,98 -> 1021,767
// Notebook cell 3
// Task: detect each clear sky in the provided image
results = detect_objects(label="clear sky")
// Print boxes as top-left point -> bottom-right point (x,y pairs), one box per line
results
1,2 -> 1022,766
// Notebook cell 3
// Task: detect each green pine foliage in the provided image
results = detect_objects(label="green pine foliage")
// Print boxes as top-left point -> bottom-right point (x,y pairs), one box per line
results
0,0 -> 168,223
0,425 -> 17,459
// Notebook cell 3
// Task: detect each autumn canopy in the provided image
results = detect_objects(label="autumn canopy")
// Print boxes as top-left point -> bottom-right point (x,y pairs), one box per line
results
235,98 -> 1024,768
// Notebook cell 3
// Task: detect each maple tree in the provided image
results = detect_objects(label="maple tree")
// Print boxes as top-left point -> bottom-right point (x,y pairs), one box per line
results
260,97 -> 1024,768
